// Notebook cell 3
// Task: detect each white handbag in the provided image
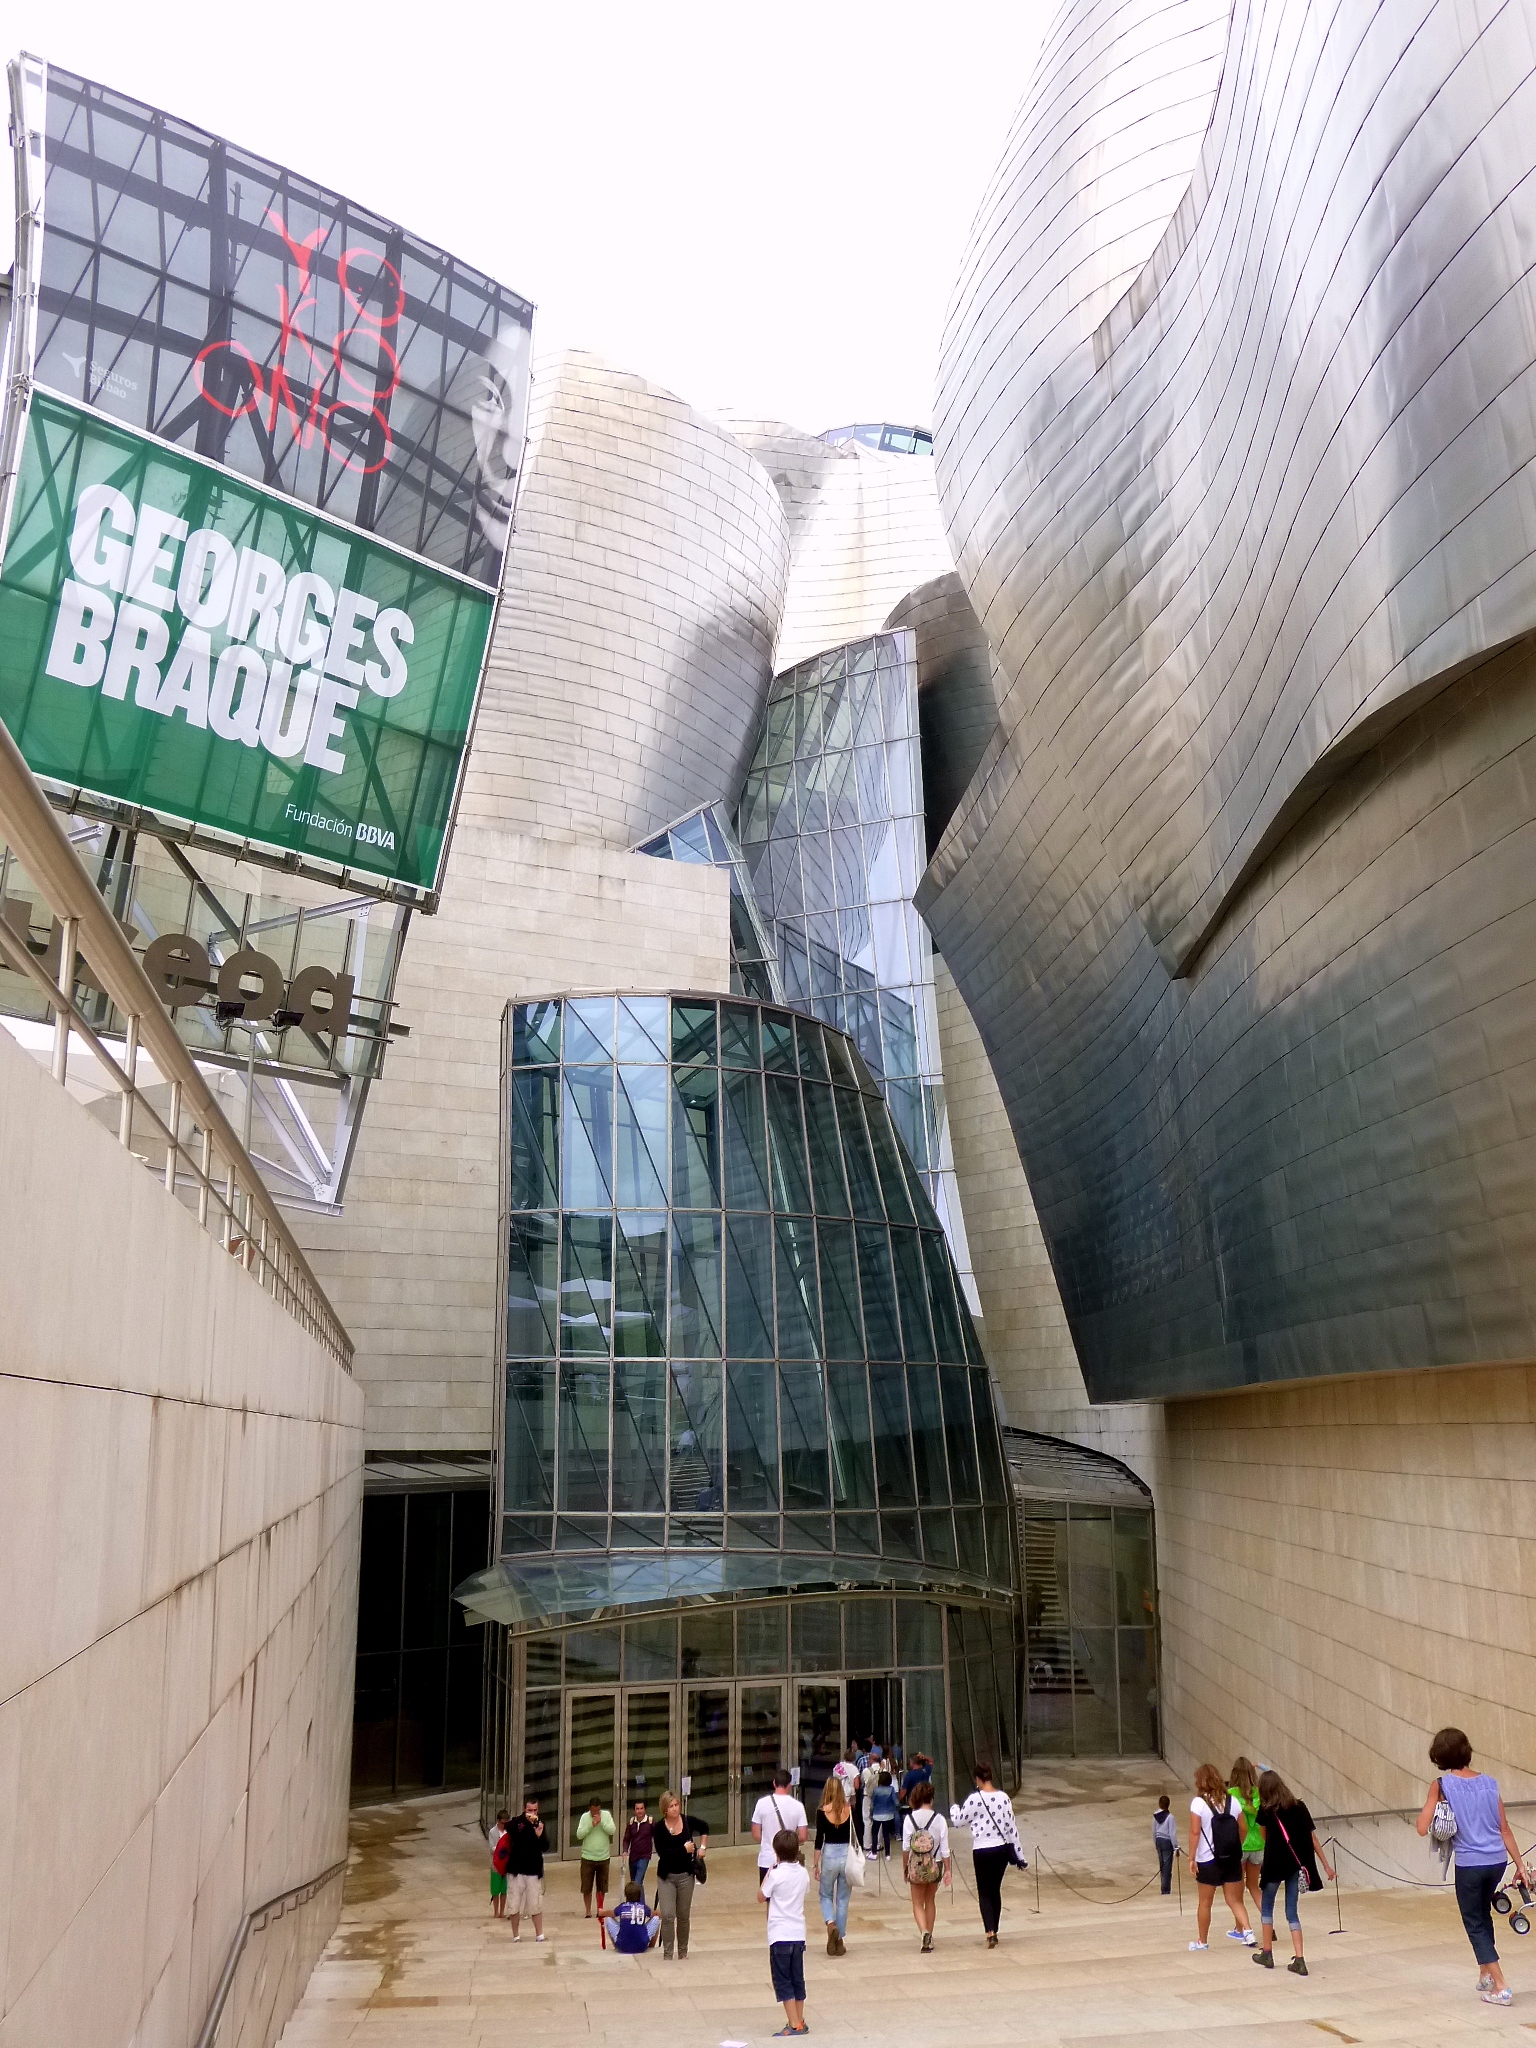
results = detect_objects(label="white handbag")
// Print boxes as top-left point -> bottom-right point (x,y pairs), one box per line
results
846,1833 -> 867,1888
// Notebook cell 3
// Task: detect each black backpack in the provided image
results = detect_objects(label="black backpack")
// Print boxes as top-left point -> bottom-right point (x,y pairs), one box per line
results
1208,1794 -> 1243,1863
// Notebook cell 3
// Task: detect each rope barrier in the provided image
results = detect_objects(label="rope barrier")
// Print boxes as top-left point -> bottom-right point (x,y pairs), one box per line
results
1030,1845 -> 1166,1908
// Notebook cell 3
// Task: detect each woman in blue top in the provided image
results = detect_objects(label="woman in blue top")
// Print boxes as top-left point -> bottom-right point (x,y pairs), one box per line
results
1416,1726 -> 1533,2006
870,1770 -> 900,1859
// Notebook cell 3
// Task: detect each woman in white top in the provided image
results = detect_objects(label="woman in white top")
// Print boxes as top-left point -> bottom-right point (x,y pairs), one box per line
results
950,1763 -> 1023,1947
901,1779 -> 951,1952
1187,1762 -> 1254,1952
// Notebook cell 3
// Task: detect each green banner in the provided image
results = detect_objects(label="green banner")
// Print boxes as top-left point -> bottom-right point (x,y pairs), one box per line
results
0,391 -> 495,890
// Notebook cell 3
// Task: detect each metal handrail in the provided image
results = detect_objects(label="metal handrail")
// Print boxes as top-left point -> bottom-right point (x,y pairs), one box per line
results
193,1858 -> 348,2048
0,709 -> 353,1369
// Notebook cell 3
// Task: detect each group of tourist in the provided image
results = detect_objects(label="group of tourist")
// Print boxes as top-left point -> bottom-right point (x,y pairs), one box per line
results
1169,1727 -> 1529,2007
486,1722 -> 1531,2027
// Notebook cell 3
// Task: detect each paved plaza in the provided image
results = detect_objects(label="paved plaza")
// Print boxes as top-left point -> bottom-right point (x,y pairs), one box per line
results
278,1761 -> 1529,2046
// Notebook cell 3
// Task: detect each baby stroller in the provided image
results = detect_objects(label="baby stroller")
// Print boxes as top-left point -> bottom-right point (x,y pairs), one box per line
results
1492,1870 -> 1533,1937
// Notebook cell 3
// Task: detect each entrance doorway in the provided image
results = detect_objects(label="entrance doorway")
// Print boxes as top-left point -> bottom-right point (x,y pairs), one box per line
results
845,1675 -> 902,1762
563,1687 -> 675,1849
679,1680 -> 795,1844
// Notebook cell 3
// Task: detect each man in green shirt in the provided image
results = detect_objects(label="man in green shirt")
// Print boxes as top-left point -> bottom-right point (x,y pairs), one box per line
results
578,1798 -> 618,1918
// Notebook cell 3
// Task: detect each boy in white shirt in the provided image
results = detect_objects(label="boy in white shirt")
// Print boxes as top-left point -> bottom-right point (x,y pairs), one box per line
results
759,1828 -> 811,2037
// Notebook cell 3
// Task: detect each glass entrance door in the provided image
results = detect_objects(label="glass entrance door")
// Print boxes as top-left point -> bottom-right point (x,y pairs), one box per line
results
566,1690 -> 617,1849
795,1680 -> 843,1794
682,1683 -> 732,1841
622,1689 -> 672,1812
738,1682 -> 786,1838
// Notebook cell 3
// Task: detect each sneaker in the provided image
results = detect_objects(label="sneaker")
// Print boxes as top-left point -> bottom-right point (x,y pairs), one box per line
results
1242,1930 -> 1258,1946
921,1931 -> 933,1952
985,1932 -> 998,1949
1482,1989 -> 1514,2006
535,1934 -> 546,1943
1189,1940 -> 1209,1951
1225,1929 -> 1247,1941
511,1933 -> 521,1943
1252,1949 -> 1274,1968
1288,1958 -> 1308,1977
1479,1972 -> 1494,1991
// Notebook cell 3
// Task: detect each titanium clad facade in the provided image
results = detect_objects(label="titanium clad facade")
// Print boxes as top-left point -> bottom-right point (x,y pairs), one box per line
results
926,0 -> 1536,1398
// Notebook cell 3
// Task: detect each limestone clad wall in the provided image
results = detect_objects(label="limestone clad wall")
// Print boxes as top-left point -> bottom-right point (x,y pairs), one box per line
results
0,1023 -> 362,2048
295,829 -> 731,1452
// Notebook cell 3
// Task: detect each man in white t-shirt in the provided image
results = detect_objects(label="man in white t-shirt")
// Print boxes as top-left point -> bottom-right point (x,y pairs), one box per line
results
759,1829 -> 811,2035
751,1769 -> 809,1891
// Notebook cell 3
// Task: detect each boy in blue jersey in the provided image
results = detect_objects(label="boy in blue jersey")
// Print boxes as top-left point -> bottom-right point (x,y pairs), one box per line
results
605,1880 -> 661,1954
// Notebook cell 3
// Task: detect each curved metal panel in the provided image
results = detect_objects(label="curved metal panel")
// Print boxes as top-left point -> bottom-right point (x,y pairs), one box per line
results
928,0 -> 1536,1398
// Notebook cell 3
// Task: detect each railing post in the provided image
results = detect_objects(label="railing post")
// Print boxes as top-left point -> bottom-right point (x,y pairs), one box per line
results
164,1079 -> 182,1194
118,1011 -> 138,1148
199,1127 -> 212,1228
50,915 -> 76,1084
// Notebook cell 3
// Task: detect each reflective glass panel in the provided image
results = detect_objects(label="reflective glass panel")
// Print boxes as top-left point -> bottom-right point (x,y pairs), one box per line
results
613,1212 -> 667,1357
923,1233 -> 966,1362
774,1215 -> 820,1358
672,1001 -> 717,1065
681,1609 -> 734,1678
558,1361 -> 609,1511
504,1364 -> 555,1510
765,1076 -> 812,1213
779,1362 -> 831,1510
835,1090 -> 884,1220
856,1225 -> 902,1360
738,1604 -> 787,1674
567,1694 -> 616,1848
611,1359 -> 667,1512
623,1615 -> 678,1682
726,1360 -> 780,1511
565,995 -> 615,1062
971,1370 -> 1009,1503
1115,1509 -> 1156,1628
792,1600 -> 841,1672
617,995 -> 670,1061
725,1211 -> 775,1359
670,1211 -> 722,1358
802,1083 -> 849,1214
940,1367 -> 980,1501
562,1069 -> 614,1208
513,1000 -> 560,1065
560,1212 -> 612,1355
672,1066 -> 721,1208
869,1363 -> 915,1505
507,1213 -> 558,1357
891,1228 -> 934,1360
906,1366 -> 949,1504
827,1360 -> 877,1508
1068,1506 -> 1114,1628
762,1010 -> 798,1072
897,1599 -> 942,1668
843,1598 -> 892,1669
669,1364 -> 723,1511
510,1069 -> 559,1209
719,1002 -> 761,1069
817,1219 -> 864,1359
865,1099 -> 914,1223
722,1068 -> 771,1209
615,1066 -> 668,1208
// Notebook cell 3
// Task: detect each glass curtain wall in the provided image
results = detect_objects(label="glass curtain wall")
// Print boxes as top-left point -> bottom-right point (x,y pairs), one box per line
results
1020,1502 -> 1158,1755
731,633 -> 975,1295
500,993 -> 1013,1588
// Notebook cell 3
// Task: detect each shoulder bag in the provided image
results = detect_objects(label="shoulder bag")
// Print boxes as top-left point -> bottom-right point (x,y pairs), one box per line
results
1269,1807 -> 1313,1893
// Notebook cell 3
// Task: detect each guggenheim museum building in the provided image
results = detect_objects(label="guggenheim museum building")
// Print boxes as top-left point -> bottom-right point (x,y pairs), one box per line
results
276,0 -> 1536,1847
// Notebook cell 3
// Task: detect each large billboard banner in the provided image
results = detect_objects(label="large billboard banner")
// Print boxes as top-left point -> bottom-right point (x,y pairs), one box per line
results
36,66 -> 533,586
0,390 -> 493,890
0,56 -> 532,898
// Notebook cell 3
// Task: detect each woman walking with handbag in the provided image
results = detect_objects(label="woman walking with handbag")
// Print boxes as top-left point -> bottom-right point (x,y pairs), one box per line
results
1415,1726 -> 1533,2006
950,1762 -> 1024,1948
1252,1770 -> 1333,1975
813,1776 -> 855,1955
653,1790 -> 709,1960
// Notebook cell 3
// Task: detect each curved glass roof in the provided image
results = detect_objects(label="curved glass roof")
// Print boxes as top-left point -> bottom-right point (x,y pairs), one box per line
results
467,992 -> 1016,1629
819,423 -> 934,455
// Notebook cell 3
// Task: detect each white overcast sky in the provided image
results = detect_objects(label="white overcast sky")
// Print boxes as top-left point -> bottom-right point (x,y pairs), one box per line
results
0,1 -> 1049,434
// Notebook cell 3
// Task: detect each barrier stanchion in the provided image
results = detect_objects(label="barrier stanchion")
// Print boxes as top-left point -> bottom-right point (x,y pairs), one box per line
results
1035,1847 -> 1041,1916
1326,1842 -> 1346,1935
1176,1845 -> 1183,1917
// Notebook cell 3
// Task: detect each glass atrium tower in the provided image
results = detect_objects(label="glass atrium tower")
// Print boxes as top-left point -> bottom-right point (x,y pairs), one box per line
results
462,990 -> 1018,1846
